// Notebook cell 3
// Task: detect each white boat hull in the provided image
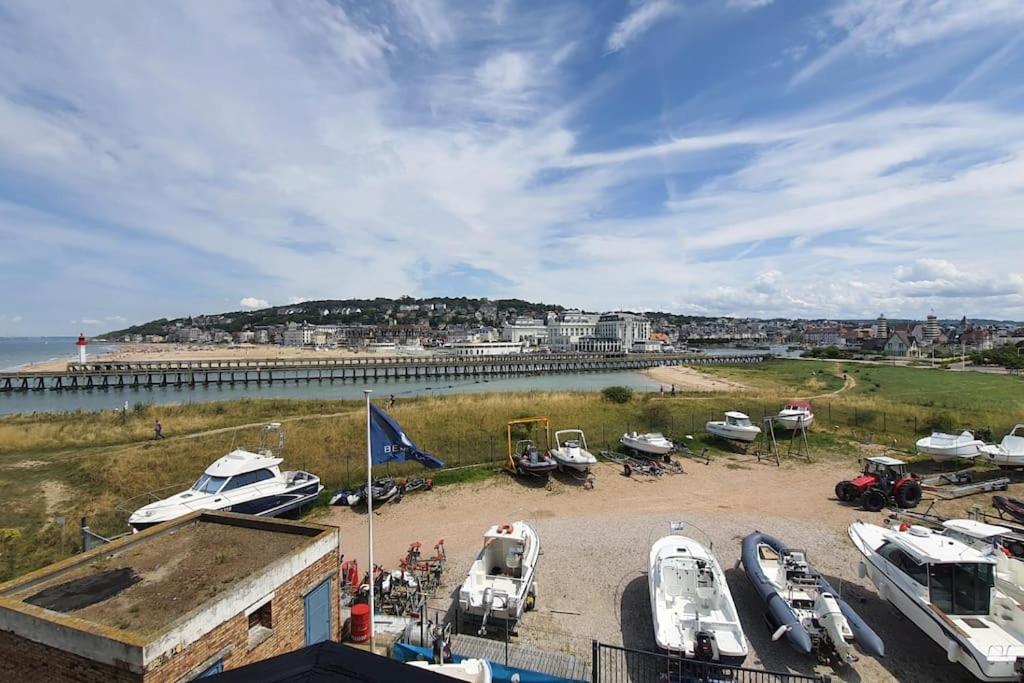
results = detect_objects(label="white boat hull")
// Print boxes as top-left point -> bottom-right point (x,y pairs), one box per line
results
621,434 -> 673,455
550,450 -> 597,472
850,523 -> 1024,682
776,412 -> 814,430
705,423 -> 760,443
649,535 -> 747,664
915,432 -> 985,461
409,659 -> 492,682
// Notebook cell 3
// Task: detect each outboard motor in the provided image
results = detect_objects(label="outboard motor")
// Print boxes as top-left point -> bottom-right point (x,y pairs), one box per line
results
694,631 -> 718,661
815,592 -> 855,662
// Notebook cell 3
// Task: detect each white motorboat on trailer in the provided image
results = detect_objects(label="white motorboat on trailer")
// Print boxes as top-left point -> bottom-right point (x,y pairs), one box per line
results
129,424 -> 321,531
776,401 -> 814,430
620,432 -> 674,456
915,430 -> 986,462
706,412 -> 761,443
549,429 -> 597,472
458,521 -> 539,635
982,425 -> 1024,468
850,520 -> 1024,681
649,523 -> 748,665
741,532 -> 883,664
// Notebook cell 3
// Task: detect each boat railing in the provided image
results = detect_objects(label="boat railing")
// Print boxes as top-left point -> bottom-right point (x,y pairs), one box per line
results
114,481 -> 191,515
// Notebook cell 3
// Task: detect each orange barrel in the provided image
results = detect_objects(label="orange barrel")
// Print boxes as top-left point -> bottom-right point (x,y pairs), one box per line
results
350,604 -> 371,643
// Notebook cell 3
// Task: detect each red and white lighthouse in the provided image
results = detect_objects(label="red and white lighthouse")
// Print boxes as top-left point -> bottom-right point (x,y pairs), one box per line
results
76,333 -> 88,363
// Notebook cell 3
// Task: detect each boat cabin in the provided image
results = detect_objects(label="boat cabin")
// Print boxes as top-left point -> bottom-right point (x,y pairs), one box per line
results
724,412 -> 753,427
879,526 -> 996,616
782,401 -> 812,413
190,449 -> 284,495
480,523 -> 531,580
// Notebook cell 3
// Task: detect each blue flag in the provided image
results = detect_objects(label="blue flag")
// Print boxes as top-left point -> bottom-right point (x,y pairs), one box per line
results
369,403 -> 445,469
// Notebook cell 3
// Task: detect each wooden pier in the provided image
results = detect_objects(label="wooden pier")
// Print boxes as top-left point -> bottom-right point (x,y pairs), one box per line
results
0,351 -> 767,392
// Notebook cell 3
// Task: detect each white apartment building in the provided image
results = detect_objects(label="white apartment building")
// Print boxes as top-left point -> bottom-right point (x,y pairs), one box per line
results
547,310 -> 599,352
595,312 -> 652,352
500,317 -> 548,346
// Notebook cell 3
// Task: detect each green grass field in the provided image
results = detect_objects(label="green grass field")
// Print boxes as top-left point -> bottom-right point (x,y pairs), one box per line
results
1,358 -> 1022,582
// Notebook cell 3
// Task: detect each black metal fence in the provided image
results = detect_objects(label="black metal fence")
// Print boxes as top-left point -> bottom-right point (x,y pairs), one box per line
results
591,641 -> 830,683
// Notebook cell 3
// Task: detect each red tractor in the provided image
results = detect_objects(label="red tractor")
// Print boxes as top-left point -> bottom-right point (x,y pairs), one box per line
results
835,456 -> 923,512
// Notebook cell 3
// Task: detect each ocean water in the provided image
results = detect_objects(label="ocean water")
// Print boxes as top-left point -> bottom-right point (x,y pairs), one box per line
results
0,339 -> 776,416
0,337 -> 120,371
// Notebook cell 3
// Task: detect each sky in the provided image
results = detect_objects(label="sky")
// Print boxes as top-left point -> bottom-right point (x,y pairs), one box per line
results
2,0 -> 1024,335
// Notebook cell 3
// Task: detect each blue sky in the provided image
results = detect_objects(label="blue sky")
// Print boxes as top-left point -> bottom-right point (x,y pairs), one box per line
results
2,0 -> 1024,335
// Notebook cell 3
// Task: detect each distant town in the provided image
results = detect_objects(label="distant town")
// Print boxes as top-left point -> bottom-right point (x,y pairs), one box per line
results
102,297 -> 1024,363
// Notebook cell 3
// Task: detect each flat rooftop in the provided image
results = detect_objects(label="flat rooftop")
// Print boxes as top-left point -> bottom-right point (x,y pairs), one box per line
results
1,512 -> 331,639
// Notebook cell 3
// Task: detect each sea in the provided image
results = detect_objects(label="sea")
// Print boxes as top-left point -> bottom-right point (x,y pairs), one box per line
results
0,337 -> 780,416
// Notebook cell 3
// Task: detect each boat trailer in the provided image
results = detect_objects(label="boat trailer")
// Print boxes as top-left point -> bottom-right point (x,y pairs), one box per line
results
598,450 -> 684,477
921,475 -> 1009,499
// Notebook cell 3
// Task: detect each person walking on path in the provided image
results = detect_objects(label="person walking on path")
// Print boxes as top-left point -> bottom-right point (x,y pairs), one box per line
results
154,419 -> 165,440
388,394 -> 396,409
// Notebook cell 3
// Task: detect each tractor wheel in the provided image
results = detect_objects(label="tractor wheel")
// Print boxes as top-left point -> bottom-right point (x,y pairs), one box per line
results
894,480 -> 923,509
863,488 -> 887,512
834,481 -> 855,502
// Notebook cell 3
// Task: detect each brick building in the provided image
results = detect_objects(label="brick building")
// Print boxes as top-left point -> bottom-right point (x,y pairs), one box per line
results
0,511 -> 340,682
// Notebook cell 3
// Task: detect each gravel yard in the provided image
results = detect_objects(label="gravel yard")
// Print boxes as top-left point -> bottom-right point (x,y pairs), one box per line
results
320,457 -> 991,682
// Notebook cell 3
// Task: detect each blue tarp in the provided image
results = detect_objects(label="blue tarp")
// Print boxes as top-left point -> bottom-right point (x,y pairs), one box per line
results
392,642 -> 587,683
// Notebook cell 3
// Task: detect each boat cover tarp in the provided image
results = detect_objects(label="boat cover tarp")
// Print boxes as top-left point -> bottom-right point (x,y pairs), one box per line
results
206,640 -> 451,682
393,641 -> 587,683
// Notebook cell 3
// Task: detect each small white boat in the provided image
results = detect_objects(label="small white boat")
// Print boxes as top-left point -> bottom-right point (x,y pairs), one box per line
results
982,424 -> 1024,468
649,525 -> 748,664
549,429 -> 597,472
850,521 -> 1024,681
915,430 -> 986,461
706,412 -> 761,443
408,659 -> 492,682
776,401 -> 814,430
621,432 -> 674,456
458,521 -> 539,635
129,424 -> 321,531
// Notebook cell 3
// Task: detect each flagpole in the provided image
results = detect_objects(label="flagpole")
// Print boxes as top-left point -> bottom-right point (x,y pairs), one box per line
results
364,388 -> 375,650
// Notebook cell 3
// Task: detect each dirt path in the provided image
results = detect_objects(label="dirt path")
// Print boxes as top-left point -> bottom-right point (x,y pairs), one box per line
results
798,365 -> 857,399
642,365 -> 750,393
316,457 -> 973,683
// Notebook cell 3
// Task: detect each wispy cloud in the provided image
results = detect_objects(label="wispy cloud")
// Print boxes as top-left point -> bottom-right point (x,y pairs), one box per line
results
606,0 -> 678,53
0,0 -> 1021,331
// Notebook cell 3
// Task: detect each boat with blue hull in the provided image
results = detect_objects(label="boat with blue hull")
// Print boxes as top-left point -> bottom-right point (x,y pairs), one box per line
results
129,424 -> 322,531
741,531 -> 884,664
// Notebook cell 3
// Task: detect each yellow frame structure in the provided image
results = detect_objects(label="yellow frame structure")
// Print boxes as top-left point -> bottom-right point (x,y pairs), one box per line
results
506,416 -> 551,472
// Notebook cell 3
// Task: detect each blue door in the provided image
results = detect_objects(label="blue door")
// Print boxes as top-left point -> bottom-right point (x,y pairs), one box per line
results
196,659 -> 223,677
304,578 -> 332,646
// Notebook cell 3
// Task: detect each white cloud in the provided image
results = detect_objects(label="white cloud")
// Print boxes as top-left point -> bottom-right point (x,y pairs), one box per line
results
287,296 -> 308,305
727,0 -> 773,10
79,318 -> 102,325
753,270 -> 781,294
475,52 -> 531,93
894,259 -> 1024,298
606,0 -> 677,53
239,297 -> 270,310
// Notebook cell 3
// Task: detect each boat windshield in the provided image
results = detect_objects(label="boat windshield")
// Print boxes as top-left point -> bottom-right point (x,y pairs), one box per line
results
929,562 -> 994,616
192,474 -> 228,494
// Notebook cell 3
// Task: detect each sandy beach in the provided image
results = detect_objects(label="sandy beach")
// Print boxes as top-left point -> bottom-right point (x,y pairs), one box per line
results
23,343 -> 380,372
642,364 -> 749,392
